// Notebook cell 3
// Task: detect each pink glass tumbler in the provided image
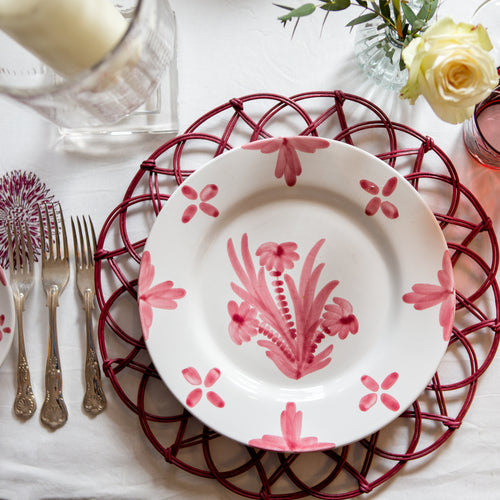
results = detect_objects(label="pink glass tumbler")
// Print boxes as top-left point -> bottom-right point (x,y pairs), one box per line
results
463,70 -> 500,170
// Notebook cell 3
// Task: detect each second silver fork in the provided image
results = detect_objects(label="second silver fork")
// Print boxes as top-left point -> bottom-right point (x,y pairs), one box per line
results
38,203 -> 70,429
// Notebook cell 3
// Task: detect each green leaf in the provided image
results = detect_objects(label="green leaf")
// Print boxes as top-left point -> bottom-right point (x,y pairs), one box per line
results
273,3 -> 294,12
345,12 -> 378,27
378,0 -> 391,19
354,0 -> 368,7
277,3 -> 317,22
417,0 -> 438,22
401,2 -> 417,24
320,0 -> 351,11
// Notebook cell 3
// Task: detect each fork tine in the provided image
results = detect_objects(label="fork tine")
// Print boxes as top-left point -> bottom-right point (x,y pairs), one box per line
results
38,204 -> 47,263
60,204 -> 69,261
14,222 -> 22,272
71,217 -> 81,269
7,223 -> 14,272
51,204 -> 60,260
77,217 -> 86,268
24,222 -> 34,274
83,217 -> 93,268
89,217 -> 97,262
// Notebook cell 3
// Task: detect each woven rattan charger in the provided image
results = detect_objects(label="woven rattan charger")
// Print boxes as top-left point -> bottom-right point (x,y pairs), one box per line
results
94,91 -> 500,499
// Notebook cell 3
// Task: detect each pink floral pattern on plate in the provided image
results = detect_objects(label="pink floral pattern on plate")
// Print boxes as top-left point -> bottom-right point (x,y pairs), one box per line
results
0,314 -> 11,342
181,184 -> 219,223
249,402 -> 335,452
359,372 -> 400,412
138,250 -> 186,341
360,176 -> 399,219
227,234 -> 358,380
402,250 -> 455,341
242,137 -> 330,187
182,367 -> 225,408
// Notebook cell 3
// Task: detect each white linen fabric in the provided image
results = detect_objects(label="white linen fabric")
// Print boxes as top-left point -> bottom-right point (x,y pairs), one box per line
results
1,1 -> 499,499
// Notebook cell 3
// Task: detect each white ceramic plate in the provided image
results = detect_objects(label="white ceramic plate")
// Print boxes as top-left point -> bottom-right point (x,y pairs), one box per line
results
0,265 -> 15,367
139,137 -> 455,451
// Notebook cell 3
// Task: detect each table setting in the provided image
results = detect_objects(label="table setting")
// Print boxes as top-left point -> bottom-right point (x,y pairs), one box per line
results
1,1 -> 500,499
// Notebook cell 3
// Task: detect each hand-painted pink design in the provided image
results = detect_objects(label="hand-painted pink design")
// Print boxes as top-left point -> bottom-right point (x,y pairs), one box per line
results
359,372 -> 400,412
138,251 -> 186,341
242,137 -> 330,187
0,170 -> 56,268
0,314 -> 12,342
181,184 -> 219,223
360,176 -> 399,219
322,297 -> 359,339
0,267 -> 6,286
227,234 -> 358,379
248,402 -> 335,452
182,367 -> 225,409
402,250 -> 455,341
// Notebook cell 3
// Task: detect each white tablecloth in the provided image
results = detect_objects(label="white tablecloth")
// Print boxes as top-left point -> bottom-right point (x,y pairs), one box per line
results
1,1 -> 500,499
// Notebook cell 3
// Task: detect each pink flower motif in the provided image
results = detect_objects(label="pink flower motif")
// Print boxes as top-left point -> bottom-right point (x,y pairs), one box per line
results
255,241 -> 300,273
138,251 -> 186,341
0,170 -> 56,268
181,184 -> 219,223
228,300 -> 259,345
360,176 -> 399,219
402,251 -> 455,341
242,137 -> 330,187
359,372 -> 400,412
0,313 -> 11,342
249,402 -> 335,452
322,297 -> 359,339
182,367 -> 225,408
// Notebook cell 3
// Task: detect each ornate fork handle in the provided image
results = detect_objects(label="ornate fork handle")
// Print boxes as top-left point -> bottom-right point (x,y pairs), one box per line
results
41,287 -> 68,429
13,295 -> 36,418
82,289 -> 106,414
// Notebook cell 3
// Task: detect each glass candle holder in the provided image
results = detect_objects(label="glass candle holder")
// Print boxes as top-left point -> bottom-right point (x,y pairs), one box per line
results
0,0 -> 178,136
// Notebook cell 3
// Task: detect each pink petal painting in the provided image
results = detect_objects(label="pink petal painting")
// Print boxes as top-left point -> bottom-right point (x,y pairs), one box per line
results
181,184 -> 220,223
402,251 -> 455,341
138,251 -> 186,341
242,137 -> 330,187
227,234 -> 359,380
360,176 -> 399,219
0,313 -> 11,342
182,367 -> 225,409
249,402 -> 335,452
359,373 -> 400,412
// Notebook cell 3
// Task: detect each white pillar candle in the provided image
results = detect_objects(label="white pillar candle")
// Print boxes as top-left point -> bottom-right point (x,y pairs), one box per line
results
0,0 -> 127,77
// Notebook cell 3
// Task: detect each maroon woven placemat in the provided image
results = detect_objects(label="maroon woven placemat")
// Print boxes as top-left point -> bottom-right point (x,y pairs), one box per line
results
94,91 -> 500,498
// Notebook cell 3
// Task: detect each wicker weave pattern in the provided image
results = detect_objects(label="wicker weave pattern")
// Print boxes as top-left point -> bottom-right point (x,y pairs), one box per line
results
94,91 -> 500,499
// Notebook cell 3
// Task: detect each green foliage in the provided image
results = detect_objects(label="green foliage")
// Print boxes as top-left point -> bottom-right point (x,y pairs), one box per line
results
274,0 -> 439,41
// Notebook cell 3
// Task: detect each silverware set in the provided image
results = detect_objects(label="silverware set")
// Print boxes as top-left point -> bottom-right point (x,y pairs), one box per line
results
6,203 -> 106,429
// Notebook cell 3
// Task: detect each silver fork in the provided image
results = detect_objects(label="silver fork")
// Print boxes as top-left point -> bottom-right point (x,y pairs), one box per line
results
71,216 -> 106,415
7,221 -> 36,419
38,203 -> 69,429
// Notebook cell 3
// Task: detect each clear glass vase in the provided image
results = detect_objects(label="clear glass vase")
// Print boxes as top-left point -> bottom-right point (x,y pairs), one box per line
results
354,23 -> 407,91
354,1 -> 424,91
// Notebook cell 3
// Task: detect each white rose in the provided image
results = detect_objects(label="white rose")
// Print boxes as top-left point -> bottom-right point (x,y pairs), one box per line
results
401,17 -> 498,124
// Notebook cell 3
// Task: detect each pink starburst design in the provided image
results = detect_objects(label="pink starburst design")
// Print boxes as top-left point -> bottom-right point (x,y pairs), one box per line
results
228,300 -> 259,345
256,241 -> 300,273
181,184 -> 219,223
182,367 -> 225,408
242,137 -> 330,186
322,297 -> 359,340
0,314 -> 12,342
359,372 -> 400,412
138,250 -> 186,341
249,402 -> 335,452
0,170 -> 56,268
360,177 -> 399,219
402,250 -> 455,341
